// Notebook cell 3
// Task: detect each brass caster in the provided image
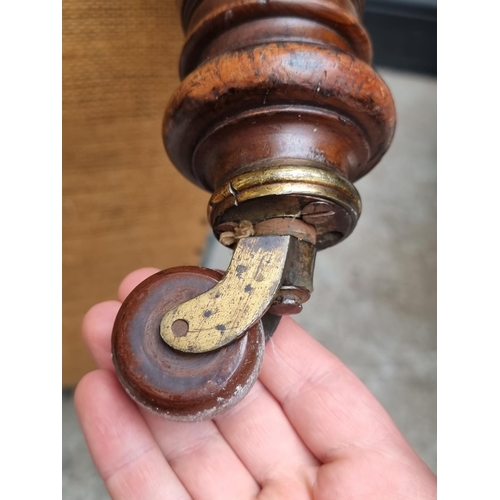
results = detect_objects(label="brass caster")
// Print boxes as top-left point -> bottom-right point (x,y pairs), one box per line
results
112,267 -> 265,422
112,227 -> 312,420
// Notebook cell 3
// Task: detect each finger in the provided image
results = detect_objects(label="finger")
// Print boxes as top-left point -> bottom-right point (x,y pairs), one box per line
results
259,317 -> 414,463
82,268 -> 161,369
142,413 -> 260,500
75,370 -> 191,500
82,301 -> 121,370
118,267 -> 160,302
314,447 -> 437,499
215,380 -> 319,498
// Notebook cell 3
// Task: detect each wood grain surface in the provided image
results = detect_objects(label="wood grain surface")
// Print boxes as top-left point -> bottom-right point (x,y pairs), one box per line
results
63,0 -> 209,386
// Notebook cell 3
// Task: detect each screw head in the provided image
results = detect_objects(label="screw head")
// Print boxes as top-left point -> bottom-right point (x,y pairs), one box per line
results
301,201 -> 336,222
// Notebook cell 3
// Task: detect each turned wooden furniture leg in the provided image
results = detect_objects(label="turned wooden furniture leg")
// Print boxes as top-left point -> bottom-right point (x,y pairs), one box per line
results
112,0 -> 396,421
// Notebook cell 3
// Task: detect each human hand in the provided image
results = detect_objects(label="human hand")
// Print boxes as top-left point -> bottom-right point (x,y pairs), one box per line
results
75,268 -> 437,499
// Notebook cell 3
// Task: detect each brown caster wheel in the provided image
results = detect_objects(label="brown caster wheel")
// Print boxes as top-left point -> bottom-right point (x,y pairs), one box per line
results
112,266 -> 265,421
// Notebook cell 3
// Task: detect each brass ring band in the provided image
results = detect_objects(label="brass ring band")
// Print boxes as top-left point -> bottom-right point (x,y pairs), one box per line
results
208,166 -> 362,250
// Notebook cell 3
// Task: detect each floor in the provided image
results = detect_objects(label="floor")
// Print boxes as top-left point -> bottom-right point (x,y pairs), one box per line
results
62,68 -> 436,498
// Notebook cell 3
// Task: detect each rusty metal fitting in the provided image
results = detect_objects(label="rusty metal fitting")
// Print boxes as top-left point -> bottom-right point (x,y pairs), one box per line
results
269,286 -> 311,315
215,217 -> 317,316
255,218 -> 317,315
254,218 -> 316,245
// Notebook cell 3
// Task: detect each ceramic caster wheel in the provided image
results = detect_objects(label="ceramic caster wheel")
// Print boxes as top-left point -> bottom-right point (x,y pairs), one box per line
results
111,266 -> 265,421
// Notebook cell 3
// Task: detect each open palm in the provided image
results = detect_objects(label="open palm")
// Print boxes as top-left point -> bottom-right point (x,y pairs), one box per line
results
75,268 -> 436,499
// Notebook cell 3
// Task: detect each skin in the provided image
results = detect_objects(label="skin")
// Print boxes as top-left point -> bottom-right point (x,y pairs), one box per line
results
75,267 -> 437,500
